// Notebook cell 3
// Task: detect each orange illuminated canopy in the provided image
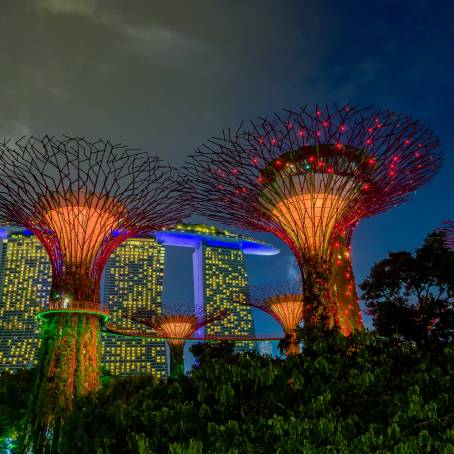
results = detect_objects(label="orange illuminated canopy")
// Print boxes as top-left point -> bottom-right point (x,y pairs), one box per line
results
38,192 -> 126,264
262,172 -> 359,257
265,294 -> 304,334
155,315 -> 199,345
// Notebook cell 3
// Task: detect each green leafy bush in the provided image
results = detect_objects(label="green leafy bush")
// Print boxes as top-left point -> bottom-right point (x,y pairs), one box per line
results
59,334 -> 453,453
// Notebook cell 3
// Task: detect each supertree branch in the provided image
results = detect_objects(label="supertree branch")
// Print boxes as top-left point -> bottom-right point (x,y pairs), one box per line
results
0,136 -> 190,452
184,105 -> 442,332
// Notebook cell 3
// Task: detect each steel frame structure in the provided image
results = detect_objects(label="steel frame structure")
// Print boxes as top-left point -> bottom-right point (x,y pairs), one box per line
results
122,306 -> 229,377
185,105 -> 441,333
247,281 -> 304,355
0,136 -> 189,451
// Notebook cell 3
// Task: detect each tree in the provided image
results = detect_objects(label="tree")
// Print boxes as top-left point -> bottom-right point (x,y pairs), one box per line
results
190,341 -> 235,366
360,231 -> 454,347
0,368 -> 35,451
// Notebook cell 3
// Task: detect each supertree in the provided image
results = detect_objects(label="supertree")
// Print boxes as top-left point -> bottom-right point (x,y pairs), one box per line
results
247,281 -> 304,355
0,136 -> 188,450
112,306 -> 229,377
439,220 -> 454,250
184,105 -> 442,334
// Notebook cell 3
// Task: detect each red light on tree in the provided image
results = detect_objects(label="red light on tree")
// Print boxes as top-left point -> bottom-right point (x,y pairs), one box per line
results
184,104 -> 441,333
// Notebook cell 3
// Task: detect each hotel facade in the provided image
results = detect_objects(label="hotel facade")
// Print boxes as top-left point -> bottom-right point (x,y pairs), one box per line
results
0,225 -> 278,372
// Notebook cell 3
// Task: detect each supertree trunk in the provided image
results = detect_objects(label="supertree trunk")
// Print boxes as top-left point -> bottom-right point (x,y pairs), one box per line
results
29,313 -> 101,452
331,238 -> 363,335
50,264 -> 101,305
168,343 -> 185,378
286,330 -> 300,356
29,270 -> 103,453
299,255 -> 337,329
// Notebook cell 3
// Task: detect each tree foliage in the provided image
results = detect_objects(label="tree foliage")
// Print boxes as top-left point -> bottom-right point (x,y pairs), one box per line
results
0,368 -> 34,452
58,332 -> 453,453
360,231 -> 454,347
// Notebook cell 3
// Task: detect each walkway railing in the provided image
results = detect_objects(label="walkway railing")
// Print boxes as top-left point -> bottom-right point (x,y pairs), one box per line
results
105,322 -> 280,341
38,300 -> 109,320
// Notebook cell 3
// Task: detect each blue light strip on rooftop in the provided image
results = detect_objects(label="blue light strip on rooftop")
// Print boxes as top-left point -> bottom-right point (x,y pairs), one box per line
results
154,230 -> 279,256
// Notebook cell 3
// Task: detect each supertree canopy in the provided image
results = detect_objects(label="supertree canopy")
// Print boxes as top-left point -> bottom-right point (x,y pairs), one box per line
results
248,281 -> 304,355
0,136 -> 188,450
185,105 -> 442,333
118,306 -> 229,377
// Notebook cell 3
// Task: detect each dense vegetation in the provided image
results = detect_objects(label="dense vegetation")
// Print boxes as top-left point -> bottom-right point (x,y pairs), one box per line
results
361,231 -> 453,348
60,334 -> 453,453
0,231 -> 453,453
0,368 -> 34,452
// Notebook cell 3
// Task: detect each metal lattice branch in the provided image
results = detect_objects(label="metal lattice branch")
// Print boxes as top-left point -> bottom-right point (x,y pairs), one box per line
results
120,304 -> 230,344
184,105 -> 441,262
247,281 -> 304,335
0,136 -> 190,301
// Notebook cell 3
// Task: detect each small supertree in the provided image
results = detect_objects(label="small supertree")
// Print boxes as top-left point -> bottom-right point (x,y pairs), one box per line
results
0,136 -> 188,451
248,281 -> 304,355
439,220 -> 454,250
127,306 -> 229,377
185,105 -> 442,333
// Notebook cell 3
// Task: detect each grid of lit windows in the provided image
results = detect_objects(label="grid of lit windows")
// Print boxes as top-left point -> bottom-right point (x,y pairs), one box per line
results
102,238 -> 167,377
194,244 -> 256,352
0,233 -> 51,371
0,233 -> 167,377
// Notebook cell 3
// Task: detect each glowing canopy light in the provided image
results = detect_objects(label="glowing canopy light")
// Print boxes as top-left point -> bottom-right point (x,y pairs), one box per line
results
40,192 -> 126,265
262,172 -> 358,257
156,316 -> 200,346
245,282 -> 304,356
265,295 -> 304,335
127,307 -> 229,377
129,309 -> 229,345
0,137 -> 188,308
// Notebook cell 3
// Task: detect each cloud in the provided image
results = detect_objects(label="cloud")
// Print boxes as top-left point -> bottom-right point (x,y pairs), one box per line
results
35,1 -> 221,68
122,24 -> 211,54
36,0 -> 97,16
280,254 -> 299,281
0,121 -> 33,142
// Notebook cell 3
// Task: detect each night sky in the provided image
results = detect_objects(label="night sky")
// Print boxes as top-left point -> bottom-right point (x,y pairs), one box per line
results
1,1 -> 453,346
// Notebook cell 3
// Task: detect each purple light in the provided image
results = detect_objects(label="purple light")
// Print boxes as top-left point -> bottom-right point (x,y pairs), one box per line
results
154,231 -> 279,256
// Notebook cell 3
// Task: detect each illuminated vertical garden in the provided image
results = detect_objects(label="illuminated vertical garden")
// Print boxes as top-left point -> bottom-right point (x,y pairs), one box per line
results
0,136 -> 188,451
185,105 -> 442,334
